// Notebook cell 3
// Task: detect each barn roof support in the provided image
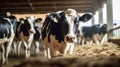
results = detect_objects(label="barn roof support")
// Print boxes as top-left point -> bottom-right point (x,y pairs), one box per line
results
106,0 -> 113,39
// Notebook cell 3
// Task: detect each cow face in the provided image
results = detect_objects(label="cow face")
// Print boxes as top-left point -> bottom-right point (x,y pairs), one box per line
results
26,16 -> 36,33
64,9 -> 92,43
63,9 -> 79,43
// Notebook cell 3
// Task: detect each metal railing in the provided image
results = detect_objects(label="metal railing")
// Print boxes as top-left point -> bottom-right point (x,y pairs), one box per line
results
108,26 -> 120,39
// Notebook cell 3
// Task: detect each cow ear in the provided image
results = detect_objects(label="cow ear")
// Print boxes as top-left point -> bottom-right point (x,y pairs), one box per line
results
35,18 -> 42,23
48,13 -> 60,23
79,14 -> 92,22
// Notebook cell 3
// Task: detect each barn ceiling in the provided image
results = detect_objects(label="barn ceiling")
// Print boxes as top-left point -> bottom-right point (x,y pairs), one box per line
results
0,0 -> 106,14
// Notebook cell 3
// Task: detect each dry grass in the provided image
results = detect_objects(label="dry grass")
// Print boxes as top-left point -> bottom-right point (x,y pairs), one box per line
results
1,42 -> 120,67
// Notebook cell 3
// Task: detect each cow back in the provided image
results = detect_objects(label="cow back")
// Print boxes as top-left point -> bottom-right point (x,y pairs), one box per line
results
0,18 -> 11,38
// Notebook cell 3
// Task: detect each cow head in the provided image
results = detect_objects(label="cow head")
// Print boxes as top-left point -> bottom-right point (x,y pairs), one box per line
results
99,24 -> 107,34
35,18 -> 42,23
64,8 -> 92,43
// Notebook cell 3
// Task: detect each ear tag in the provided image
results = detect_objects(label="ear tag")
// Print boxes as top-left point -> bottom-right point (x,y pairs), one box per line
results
21,21 -> 24,24
53,17 -> 58,23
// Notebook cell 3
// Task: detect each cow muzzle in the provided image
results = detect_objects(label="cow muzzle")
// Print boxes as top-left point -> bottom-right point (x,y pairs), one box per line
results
66,35 -> 76,43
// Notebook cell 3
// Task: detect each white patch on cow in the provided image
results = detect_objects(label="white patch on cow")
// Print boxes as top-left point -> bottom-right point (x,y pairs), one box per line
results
65,9 -> 77,42
27,16 -> 35,33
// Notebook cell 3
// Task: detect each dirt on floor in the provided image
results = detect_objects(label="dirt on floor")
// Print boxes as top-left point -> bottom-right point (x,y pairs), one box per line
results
1,42 -> 120,67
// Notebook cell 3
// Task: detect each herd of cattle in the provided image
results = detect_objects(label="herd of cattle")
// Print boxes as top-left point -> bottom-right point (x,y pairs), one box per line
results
0,8 -> 108,64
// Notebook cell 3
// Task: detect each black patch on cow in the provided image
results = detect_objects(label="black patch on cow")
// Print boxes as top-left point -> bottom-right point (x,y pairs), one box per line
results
8,16 -> 17,33
0,18 -> 11,38
34,26 -> 40,41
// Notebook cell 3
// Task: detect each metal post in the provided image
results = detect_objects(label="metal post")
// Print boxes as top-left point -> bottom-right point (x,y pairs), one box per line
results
99,8 -> 103,24
106,0 -> 113,39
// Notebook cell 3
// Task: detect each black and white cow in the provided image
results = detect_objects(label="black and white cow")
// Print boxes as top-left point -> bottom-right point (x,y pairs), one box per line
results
33,26 -> 42,55
41,8 -> 92,58
33,18 -> 42,55
13,17 -> 42,59
78,24 -> 107,45
0,12 -> 17,64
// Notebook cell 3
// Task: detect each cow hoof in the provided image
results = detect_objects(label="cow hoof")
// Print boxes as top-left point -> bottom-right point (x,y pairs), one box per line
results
1,61 -> 8,65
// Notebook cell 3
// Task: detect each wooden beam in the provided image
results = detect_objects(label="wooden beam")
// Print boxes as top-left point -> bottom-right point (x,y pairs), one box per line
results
0,7 -> 92,14
0,1 -> 95,7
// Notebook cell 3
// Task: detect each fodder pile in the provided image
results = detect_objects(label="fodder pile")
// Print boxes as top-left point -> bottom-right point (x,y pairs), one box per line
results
15,42 -> 120,67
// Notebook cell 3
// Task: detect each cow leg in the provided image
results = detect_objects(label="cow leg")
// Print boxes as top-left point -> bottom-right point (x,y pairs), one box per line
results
82,38 -> 85,45
13,41 -> 17,55
47,47 -> 51,58
23,41 -> 29,60
69,43 -> 75,54
78,37 -> 81,44
5,36 -> 14,63
17,41 -> 22,56
64,43 -> 71,55
43,46 -> 47,57
44,47 -> 51,59
95,40 -> 100,45
27,34 -> 34,58
86,41 -> 90,45
100,34 -> 107,44
90,40 -> 93,45
35,41 -> 40,55
1,44 -> 5,64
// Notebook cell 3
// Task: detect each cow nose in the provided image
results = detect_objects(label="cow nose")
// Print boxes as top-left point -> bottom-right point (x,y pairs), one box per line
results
66,36 -> 75,43
29,30 -> 36,33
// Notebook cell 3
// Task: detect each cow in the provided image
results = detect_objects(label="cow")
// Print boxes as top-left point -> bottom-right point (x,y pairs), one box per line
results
13,17 -> 42,59
78,24 -> 107,45
33,26 -> 41,55
33,18 -> 43,55
41,8 -> 92,58
0,12 -> 17,64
